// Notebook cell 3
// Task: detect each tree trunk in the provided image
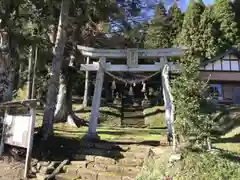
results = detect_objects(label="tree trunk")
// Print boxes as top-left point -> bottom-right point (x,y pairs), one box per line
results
0,30 -> 11,102
3,71 -> 14,101
54,61 -> 88,127
41,0 -> 70,140
54,71 -> 68,122
26,46 -> 34,99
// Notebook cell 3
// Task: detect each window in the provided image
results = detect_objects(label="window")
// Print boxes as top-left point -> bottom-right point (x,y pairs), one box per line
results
209,84 -> 223,100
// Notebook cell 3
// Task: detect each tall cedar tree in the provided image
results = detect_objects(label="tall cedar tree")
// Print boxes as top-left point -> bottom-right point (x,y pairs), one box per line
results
173,0 -> 216,148
213,0 -> 239,51
144,1 -> 170,48
232,0 -> 240,47
199,7 -> 218,58
168,2 -> 183,47
177,0 -> 205,57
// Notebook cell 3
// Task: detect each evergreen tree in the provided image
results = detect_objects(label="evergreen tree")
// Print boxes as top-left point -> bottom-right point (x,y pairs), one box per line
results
177,0 -> 205,56
232,0 -> 240,47
199,7 -> 218,58
213,0 -> 239,50
173,1 -> 216,149
144,1 -> 170,48
168,2 -> 183,46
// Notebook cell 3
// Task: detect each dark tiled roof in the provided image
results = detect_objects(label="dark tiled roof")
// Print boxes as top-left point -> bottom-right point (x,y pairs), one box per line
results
201,48 -> 240,66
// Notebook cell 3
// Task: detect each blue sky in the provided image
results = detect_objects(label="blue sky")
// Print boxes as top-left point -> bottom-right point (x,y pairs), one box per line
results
203,0 -> 214,5
179,0 -> 214,11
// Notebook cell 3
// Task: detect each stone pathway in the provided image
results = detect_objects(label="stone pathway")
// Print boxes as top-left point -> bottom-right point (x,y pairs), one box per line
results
53,140 -> 154,180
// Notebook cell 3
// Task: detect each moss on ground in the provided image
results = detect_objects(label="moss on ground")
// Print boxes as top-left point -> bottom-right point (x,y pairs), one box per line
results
143,106 -> 165,128
53,123 -> 165,141
74,106 -> 121,127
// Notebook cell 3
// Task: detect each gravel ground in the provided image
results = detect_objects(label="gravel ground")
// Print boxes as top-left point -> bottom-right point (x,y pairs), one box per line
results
0,156 -> 24,180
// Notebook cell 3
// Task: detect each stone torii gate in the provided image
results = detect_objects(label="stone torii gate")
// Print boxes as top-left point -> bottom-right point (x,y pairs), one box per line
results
77,45 -> 184,140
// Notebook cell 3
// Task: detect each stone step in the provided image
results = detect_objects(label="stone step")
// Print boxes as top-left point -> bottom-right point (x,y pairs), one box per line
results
65,161 -> 141,175
55,174 -> 81,180
73,151 -> 146,160
123,113 -> 143,117
122,118 -> 144,121
61,166 -> 137,180
69,140 -> 152,153
71,155 -> 144,167
121,121 -> 145,124
121,124 -> 146,128
72,147 -> 148,159
74,141 -> 131,151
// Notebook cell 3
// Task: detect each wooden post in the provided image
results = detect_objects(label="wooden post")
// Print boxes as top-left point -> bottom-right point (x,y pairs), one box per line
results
31,46 -> 38,99
84,57 -> 106,140
24,102 -> 36,178
83,57 -> 90,107
0,108 -> 8,156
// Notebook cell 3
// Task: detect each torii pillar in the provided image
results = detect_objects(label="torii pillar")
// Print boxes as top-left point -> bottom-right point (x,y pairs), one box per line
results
83,57 -> 90,107
83,57 -> 106,140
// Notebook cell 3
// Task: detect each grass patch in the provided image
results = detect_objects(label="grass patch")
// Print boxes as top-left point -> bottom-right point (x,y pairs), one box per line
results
138,105 -> 240,180
137,150 -> 240,180
213,126 -> 240,153
53,123 -> 166,141
174,151 -> 240,180
212,106 -> 240,153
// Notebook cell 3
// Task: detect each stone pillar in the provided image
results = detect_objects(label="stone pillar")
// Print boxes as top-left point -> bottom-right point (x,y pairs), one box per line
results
83,57 -> 90,107
84,57 -> 106,140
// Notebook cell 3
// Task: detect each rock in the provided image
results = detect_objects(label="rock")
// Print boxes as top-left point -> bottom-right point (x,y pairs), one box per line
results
106,165 -> 121,173
97,173 -> 122,180
40,166 -> 55,175
73,154 -> 95,161
95,156 -> 116,165
70,161 -> 88,168
151,147 -> 168,155
121,166 -> 141,175
31,166 -> 38,174
169,153 -> 182,162
31,158 -> 39,166
207,148 -> 221,155
48,161 -> 61,168
78,169 -> 97,180
55,174 -> 79,180
36,163 -> 41,170
36,173 -> 48,180
37,161 -> 50,170
118,158 -> 143,166
122,176 -> 135,180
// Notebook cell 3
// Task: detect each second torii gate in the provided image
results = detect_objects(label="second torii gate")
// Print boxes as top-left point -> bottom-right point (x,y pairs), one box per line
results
77,45 -> 184,140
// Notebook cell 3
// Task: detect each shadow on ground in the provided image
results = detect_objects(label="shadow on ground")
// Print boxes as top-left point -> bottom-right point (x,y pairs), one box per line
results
212,106 -> 240,136
219,151 -> 240,163
32,135 -> 124,162
143,108 -> 164,118
53,128 -> 165,136
31,133 -> 161,162
213,134 -> 240,144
